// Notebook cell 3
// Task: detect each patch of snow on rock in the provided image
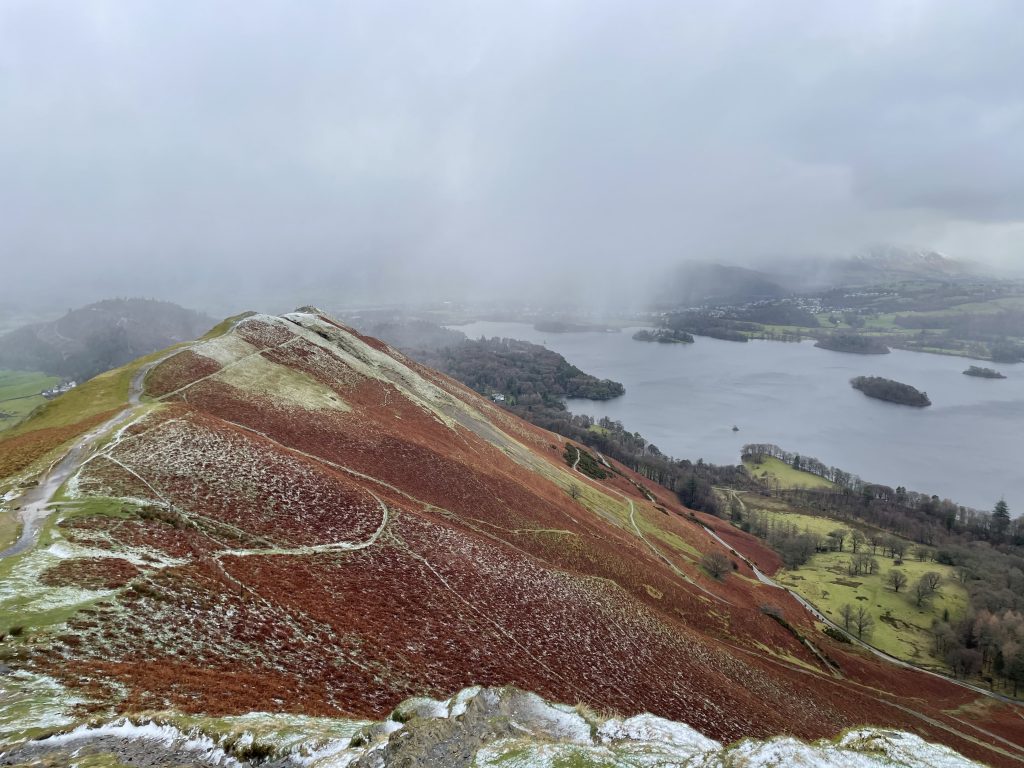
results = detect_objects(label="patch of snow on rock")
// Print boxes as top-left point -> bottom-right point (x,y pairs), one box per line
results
599,713 -> 721,753
447,686 -> 482,718
510,691 -> 592,745
837,729 -> 984,768
34,718 -> 235,765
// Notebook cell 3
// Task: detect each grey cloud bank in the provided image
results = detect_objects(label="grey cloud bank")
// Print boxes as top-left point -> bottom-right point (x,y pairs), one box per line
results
1,0 -> 1023,312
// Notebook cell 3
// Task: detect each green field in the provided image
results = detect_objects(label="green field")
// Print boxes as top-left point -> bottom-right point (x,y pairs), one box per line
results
0,370 -> 58,433
739,501 -> 846,538
734,500 -> 966,668
772,543 -> 966,668
743,456 -> 834,490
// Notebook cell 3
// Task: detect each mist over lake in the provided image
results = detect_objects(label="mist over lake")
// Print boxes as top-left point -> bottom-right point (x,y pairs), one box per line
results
456,321 -> 1023,510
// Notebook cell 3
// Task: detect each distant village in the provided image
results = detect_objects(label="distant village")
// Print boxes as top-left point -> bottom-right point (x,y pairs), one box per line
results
42,380 -> 77,399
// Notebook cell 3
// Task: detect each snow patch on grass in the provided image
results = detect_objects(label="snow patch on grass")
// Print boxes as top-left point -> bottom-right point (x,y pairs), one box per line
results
0,523 -> 181,628
0,671 -> 88,742
0,539 -> 120,620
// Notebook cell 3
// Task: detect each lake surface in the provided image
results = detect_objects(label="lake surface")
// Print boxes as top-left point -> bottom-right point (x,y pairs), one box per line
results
454,321 -> 1024,510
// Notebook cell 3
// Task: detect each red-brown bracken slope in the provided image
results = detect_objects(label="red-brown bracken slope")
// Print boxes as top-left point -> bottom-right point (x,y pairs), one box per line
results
31,311 -> 1024,766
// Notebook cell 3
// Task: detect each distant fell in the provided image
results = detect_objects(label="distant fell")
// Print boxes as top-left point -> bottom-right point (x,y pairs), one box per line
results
0,298 -> 213,381
658,263 -> 787,307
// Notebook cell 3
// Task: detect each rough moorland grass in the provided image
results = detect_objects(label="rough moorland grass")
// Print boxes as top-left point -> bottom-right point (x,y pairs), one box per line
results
0,410 -> 119,495
775,549 -> 966,667
743,456 -> 834,490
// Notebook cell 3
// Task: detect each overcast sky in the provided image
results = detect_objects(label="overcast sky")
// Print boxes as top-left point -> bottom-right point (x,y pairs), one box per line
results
2,0 -> 1023,312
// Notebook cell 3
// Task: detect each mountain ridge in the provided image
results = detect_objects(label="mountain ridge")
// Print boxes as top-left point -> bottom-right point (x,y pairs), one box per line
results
0,309 -> 1021,766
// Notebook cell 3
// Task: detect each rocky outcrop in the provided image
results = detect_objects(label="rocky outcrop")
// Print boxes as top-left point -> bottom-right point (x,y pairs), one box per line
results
1,687 -> 985,768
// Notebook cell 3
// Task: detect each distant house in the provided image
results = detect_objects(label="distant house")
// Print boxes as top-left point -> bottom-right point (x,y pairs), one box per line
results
42,381 -> 78,399
491,394 -> 506,403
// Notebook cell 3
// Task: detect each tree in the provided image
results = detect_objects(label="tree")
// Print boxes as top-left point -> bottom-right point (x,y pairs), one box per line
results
921,571 -> 942,593
913,574 -> 939,607
946,647 -> 983,679
1006,646 -> 1024,696
993,499 -> 1011,537
728,496 -> 742,521
853,605 -> 875,640
839,603 -> 854,631
887,569 -> 908,593
890,538 -> 907,562
827,528 -> 849,552
850,529 -> 866,553
701,551 -> 732,580
568,482 -> 581,500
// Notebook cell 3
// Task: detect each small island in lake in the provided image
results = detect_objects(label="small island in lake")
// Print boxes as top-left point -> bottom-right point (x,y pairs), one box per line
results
963,365 -> 1006,379
632,328 -> 695,344
815,333 -> 890,354
850,376 -> 930,407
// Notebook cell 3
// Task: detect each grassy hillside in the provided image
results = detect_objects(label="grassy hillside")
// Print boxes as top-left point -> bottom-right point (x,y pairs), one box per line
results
736,498 -> 967,669
776,550 -> 967,668
742,456 -> 834,490
0,344 -> 183,494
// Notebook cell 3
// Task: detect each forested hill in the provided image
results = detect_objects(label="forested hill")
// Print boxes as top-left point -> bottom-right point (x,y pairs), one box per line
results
0,298 -> 213,381
407,336 -> 625,402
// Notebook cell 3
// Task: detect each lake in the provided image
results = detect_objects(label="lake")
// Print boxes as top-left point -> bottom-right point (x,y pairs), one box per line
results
454,321 -> 1024,510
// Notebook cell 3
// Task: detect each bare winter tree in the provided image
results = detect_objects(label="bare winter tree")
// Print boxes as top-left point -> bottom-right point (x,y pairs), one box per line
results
887,569 -> 908,593
913,574 -> 939,607
853,605 -> 875,640
839,603 -> 854,631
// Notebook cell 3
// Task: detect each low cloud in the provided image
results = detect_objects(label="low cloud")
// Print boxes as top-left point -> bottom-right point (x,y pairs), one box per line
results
1,0 -> 1022,312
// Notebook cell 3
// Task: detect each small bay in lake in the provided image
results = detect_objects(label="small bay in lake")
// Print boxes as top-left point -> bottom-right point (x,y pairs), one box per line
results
454,321 -> 1023,510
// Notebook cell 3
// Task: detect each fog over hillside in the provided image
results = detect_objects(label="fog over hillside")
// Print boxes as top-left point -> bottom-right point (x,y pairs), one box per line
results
2,1 -> 1023,314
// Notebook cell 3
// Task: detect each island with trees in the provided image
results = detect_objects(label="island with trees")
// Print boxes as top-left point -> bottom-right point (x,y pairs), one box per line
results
963,365 -> 1006,379
850,376 -> 931,406
632,328 -> 694,344
815,333 -> 890,355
